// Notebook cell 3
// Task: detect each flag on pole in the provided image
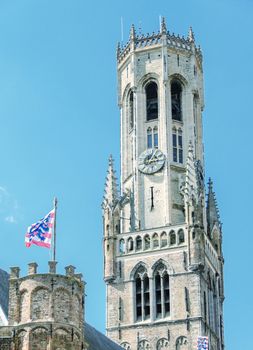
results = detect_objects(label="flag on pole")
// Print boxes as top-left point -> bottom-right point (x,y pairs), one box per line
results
25,209 -> 55,248
197,336 -> 209,350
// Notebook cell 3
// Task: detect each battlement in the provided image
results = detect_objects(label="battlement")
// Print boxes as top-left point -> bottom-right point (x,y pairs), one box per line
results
9,261 -> 83,280
117,19 -> 202,67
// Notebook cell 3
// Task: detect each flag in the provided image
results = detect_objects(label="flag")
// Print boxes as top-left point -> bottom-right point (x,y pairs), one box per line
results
25,209 -> 55,248
197,336 -> 209,350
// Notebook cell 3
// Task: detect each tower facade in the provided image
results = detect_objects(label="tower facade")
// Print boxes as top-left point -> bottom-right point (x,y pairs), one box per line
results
103,18 -> 225,350
0,262 -> 85,349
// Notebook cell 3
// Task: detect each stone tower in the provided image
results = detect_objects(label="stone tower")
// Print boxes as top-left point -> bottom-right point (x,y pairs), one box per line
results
0,262 -> 85,349
103,18 -> 225,350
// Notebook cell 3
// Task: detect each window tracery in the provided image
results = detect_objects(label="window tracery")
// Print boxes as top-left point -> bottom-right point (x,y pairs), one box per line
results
134,265 -> 150,321
157,338 -> 169,350
172,128 -> 183,164
154,263 -> 170,318
139,340 -> 151,350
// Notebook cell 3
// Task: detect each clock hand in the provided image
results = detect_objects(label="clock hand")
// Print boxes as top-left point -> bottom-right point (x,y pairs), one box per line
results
149,150 -> 158,164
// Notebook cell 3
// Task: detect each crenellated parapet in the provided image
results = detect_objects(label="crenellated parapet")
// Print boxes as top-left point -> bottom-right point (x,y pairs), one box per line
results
117,19 -> 203,69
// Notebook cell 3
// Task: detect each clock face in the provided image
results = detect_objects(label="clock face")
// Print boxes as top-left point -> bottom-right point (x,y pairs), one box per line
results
138,149 -> 166,174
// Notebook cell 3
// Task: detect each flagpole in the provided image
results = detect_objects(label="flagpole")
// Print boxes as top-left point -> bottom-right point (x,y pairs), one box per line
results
53,197 -> 58,261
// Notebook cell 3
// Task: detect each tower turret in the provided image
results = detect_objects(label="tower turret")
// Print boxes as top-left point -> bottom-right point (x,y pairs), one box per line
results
103,155 -> 120,282
3,262 -> 85,349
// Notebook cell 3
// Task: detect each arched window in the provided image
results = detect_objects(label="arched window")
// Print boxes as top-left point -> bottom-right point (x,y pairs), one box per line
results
178,229 -> 185,244
147,127 -> 152,148
31,288 -> 50,321
127,237 -> 134,252
157,338 -> 169,349
154,263 -> 170,318
161,232 -> 168,248
146,82 -> 158,121
17,330 -> 27,350
152,233 -> 159,249
129,90 -> 134,130
136,236 -> 142,251
153,126 -> 158,148
176,336 -> 188,350
139,340 -> 150,350
119,239 -> 125,254
169,231 -> 176,245
172,128 -> 183,164
53,288 -> 71,323
171,81 -> 182,121
134,266 -> 150,321
30,328 -> 48,350
121,342 -> 131,350
144,235 -> 150,250
147,126 -> 159,149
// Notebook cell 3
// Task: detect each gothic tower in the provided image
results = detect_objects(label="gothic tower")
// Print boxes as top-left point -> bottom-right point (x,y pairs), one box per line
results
103,18 -> 225,350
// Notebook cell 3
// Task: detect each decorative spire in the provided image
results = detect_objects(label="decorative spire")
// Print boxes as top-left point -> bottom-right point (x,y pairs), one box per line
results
207,178 -> 221,233
160,16 -> 167,35
102,155 -> 119,210
188,26 -> 195,42
181,141 -> 198,205
130,24 -> 136,41
116,42 -> 121,59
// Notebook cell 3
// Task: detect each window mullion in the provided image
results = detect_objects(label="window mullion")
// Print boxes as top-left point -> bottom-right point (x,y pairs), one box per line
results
161,275 -> 165,318
141,278 -> 144,322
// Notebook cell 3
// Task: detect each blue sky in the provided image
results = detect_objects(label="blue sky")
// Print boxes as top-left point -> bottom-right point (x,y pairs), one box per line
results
0,0 -> 252,348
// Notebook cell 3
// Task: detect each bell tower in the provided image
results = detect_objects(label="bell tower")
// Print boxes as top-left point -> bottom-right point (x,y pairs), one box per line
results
103,18 -> 225,350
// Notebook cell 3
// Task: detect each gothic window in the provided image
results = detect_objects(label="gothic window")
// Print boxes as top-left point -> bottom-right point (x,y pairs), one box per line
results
178,229 -> 185,244
31,287 -> 50,321
127,237 -> 134,252
157,338 -> 169,350
121,342 -> 131,350
129,90 -> 134,130
153,126 -> 158,148
147,127 -> 152,148
152,233 -> 159,249
176,336 -> 188,350
154,264 -> 170,318
171,81 -> 182,121
134,266 -> 150,321
146,81 -> 158,121
139,340 -> 151,350
161,232 -> 168,248
144,235 -> 150,250
30,328 -> 48,350
203,291 -> 207,323
169,231 -> 176,245
136,236 -> 142,251
193,95 -> 198,139
172,128 -> 183,164
119,239 -> 125,254
147,126 -> 159,148
53,289 -> 71,323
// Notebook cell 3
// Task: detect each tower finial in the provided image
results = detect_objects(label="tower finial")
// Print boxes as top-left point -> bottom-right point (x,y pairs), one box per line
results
102,155 -> 119,210
130,24 -> 136,41
188,26 -> 195,42
160,16 -> 167,34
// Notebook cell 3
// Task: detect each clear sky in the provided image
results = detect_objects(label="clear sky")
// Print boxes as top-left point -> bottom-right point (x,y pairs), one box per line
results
0,0 -> 252,348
